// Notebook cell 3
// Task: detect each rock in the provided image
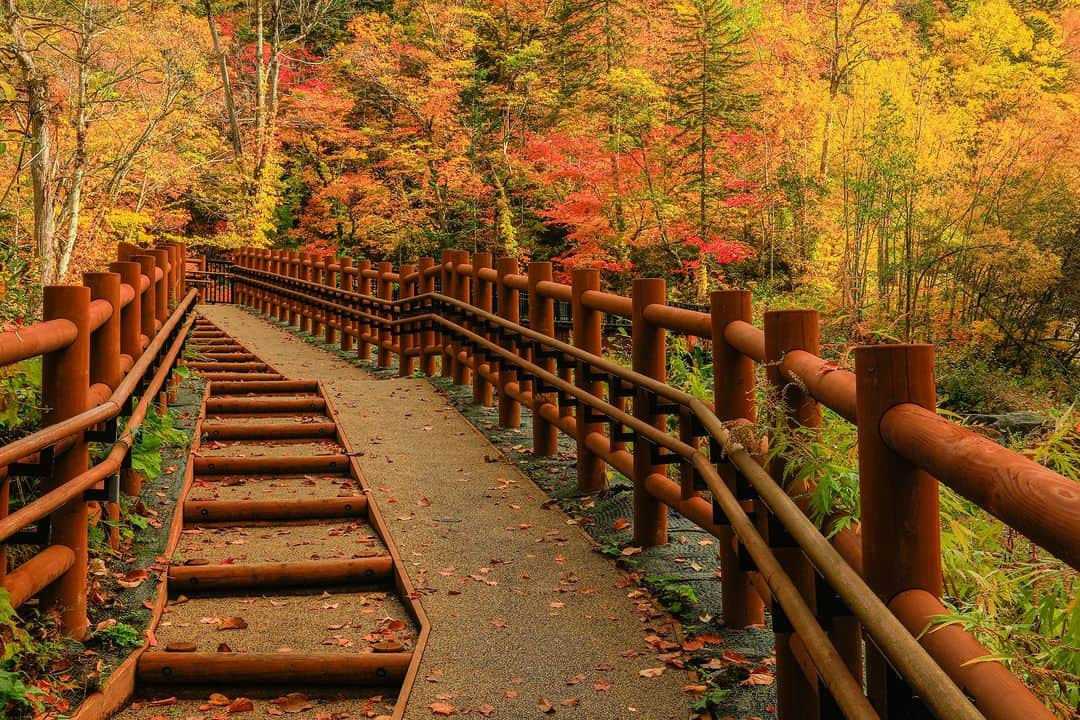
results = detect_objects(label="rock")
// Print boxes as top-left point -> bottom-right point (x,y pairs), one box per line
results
969,411 -> 1046,434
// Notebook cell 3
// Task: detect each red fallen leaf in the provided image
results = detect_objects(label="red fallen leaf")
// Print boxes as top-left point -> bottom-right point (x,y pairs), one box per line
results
273,693 -> 317,713
429,701 -> 456,715
208,693 -> 230,706
385,619 -> 407,631
227,697 -> 254,713
698,633 -> 724,645
217,616 -> 248,631
593,679 -> 611,692
491,618 -> 508,628
417,497 -> 431,507
741,666 -> 776,687
217,643 -> 233,652
681,638 -> 704,652
566,672 -> 586,685
612,518 -> 630,531
149,697 -> 177,707
560,698 -> 580,708
537,698 -> 556,714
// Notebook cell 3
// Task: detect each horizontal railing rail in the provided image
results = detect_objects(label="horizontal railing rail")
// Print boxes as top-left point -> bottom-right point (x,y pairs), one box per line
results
222,247 -> 1073,720
0,241 -> 194,640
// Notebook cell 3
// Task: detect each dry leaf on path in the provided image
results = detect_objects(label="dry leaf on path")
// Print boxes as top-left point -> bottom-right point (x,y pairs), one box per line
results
217,616 -> 248,631
428,701 -> 456,716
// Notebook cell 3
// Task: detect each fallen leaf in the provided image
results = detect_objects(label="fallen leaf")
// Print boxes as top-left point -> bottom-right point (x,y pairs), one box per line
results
537,698 -> 556,714
639,667 -> 665,678
217,617 -> 248,631
621,546 -> 642,556
226,697 -> 254,713
477,704 -> 496,717
273,693 -> 316,713
428,701 -> 456,716
612,518 -> 630,531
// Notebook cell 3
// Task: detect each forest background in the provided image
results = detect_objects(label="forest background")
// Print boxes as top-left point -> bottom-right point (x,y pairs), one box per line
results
0,0 -> 1078,714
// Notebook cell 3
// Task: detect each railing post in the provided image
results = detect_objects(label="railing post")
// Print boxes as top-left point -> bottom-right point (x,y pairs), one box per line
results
149,248 -> 169,327
399,264 -> 416,377
496,257 -> 521,428
84,272 -> 123,549
528,262 -> 558,457
297,252 -> 311,333
855,344 -> 940,715
451,251 -> 472,386
133,255 -> 157,347
356,259 -> 372,360
416,257 -> 436,376
439,250 -> 454,378
41,285 -> 91,639
287,251 -> 300,326
109,260 -> 143,500
471,253 -> 494,405
572,269 -> 605,493
377,261 -> 393,368
764,309 -> 822,720
109,261 -> 142,366
631,278 -> 667,546
310,255 -> 324,337
339,257 -> 354,353
323,256 -> 337,346
711,291 -> 765,628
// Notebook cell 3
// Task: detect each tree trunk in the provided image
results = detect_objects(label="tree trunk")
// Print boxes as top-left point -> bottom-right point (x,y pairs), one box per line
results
2,0 -> 57,282
204,0 -> 243,160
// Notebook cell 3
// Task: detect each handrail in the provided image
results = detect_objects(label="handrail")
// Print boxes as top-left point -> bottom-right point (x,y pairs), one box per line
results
229,252 -> 1066,719
0,240 -> 192,639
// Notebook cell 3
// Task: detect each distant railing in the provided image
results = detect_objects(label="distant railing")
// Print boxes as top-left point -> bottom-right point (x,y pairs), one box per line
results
0,242 -> 195,639
223,247 -> 1077,720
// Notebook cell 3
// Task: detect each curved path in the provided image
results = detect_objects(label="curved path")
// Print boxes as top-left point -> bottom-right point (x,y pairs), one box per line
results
198,304 -> 693,719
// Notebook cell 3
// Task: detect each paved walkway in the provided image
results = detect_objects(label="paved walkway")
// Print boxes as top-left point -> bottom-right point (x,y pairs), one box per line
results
198,305 -> 693,719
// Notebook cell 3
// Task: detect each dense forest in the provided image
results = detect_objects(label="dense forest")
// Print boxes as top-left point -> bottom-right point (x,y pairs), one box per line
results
1,0 -> 1078,380
0,0 -> 1079,715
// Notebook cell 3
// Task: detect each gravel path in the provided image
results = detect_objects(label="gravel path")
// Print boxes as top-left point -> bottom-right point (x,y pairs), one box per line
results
198,304 -> 695,719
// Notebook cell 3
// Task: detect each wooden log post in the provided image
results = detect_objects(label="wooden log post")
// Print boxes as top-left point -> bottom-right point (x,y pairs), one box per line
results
528,262 -> 558,457
631,278 -> 667,547
287,251 -> 301,327
323,256 -> 336,345
438,250 -> 453,378
572,268 -> 606,493
339,257 -> 354,353
356,260 -> 372,360
496,257 -> 521,429
297,252 -> 312,333
764,309 -> 822,720
471,253 -> 494,405
710,290 -> 765,629
377,261 -> 393,369
399,263 -> 416,377
451,250 -> 472,386
133,254 -> 157,354
856,344 -> 940,717
85,272 -> 123,549
418,257 -> 437,376
41,286 -> 91,638
149,249 -> 169,327
109,260 -> 144,499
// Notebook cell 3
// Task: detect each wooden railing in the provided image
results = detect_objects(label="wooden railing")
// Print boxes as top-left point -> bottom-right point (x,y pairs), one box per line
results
224,247 -> 1077,720
0,241 -> 195,639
